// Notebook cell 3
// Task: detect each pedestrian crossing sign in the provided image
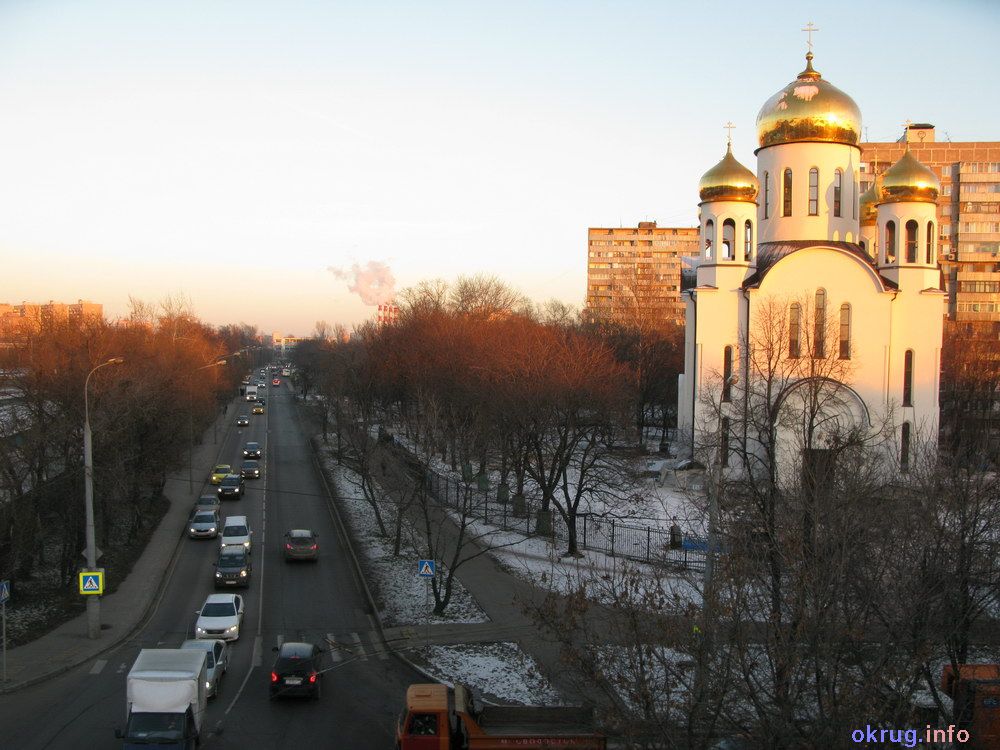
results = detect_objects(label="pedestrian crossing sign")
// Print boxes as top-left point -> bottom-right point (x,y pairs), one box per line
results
79,570 -> 105,595
417,559 -> 435,578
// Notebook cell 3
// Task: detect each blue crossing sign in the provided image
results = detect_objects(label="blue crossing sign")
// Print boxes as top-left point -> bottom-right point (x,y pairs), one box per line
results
0,579 -> 9,604
417,560 -> 435,578
79,570 -> 105,596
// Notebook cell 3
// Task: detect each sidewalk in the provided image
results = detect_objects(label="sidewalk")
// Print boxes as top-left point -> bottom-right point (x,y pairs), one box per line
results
0,401 -> 239,694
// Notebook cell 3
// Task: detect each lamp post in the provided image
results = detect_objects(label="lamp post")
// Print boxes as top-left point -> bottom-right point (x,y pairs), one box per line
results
188,359 -> 228,492
83,356 -> 124,640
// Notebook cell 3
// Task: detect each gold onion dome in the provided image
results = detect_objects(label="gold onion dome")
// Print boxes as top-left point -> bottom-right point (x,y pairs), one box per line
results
756,53 -> 862,149
698,143 -> 759,202
878,148 -> 941,203
859,178 -> 880,223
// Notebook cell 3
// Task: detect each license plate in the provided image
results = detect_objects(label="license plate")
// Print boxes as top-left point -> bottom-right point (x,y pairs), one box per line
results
285,677 -> 302,685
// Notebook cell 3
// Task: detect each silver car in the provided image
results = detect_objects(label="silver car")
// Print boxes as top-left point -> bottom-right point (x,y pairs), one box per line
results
188,509 -> 220,539
181,638 -> 228,698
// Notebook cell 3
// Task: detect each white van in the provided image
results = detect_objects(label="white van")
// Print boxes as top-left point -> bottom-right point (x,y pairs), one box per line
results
220,515 -> 252,554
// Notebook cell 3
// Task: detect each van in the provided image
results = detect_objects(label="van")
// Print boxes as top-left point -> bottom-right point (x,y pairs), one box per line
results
220,515 -> 253,554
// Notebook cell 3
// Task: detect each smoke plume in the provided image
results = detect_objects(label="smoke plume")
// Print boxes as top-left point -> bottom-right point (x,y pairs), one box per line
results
327,261 -> 396,306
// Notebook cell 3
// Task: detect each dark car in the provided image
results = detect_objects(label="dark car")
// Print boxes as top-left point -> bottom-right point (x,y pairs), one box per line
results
214,548 -> 252,588
242,442 -> 261,459
255,396 -> 266,405
236,415 -> 250,427
283,529 -> 319,561
217,474 -> 245,499
269,642 -> 323,699
241,460 -> 261,479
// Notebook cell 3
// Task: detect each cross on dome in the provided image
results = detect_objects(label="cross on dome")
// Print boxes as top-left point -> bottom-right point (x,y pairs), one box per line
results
802,21 -> 819,53
901,119 -> 913,146
724,121 -> 735,147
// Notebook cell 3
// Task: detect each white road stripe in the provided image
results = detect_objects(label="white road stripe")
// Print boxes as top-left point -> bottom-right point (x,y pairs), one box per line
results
89,659 -> 107,675
252,635 -> 263,668
276,633 -> 284,648
349,632 -> 367,661
117,662 -> 127,674
326,634 -> 343,662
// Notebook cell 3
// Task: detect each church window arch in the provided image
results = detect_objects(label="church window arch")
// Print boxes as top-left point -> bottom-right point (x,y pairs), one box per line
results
789,303 -> 801,359
860,239 -> 867,254
839,303 -> 851,359
926,221 -> 935,264
834,169 -> 843,217
763,172 -> 770,219
905,220 -> 918,263
814,289 -> 827,358
722,219 -> 736,261
744,220 -> 753,262
782,169 -> 793,216
903,349 -> 914,407
704,219 -> 714,259
900,422 -> 911,472
808,168 -> 819,216
886,220 -> 897,263
722,346 -> 733,403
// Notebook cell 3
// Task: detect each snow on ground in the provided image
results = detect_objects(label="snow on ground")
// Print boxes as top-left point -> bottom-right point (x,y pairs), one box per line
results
415,642 -> 562,705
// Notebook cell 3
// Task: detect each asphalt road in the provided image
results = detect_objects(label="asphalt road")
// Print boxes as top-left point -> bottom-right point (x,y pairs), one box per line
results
0,381 -> 422,749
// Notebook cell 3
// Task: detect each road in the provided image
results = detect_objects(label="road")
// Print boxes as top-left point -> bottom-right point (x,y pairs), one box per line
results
0,379 -> 422,749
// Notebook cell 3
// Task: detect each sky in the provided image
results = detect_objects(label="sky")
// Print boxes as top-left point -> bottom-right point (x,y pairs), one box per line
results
0,0 -> 997,336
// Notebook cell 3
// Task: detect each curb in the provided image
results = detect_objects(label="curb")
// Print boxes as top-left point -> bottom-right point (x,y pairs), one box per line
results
0,404 -> 238,695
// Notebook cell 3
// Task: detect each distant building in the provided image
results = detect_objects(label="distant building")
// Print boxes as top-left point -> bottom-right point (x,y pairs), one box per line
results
586,222 -> 698,329
0,299 -> 103,337
375,303 -> 399,328
271,333 -> 307,358
860,125 -> 1000,327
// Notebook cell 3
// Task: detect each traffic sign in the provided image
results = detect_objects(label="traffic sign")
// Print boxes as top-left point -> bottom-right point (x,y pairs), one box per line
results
0,579 -> 9,604
417,559 -> 435,578
79,570 -> 105,596
80,547 -> 103,561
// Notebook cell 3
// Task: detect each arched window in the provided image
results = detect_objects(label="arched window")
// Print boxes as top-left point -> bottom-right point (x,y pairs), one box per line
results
905,220 -> 918,263
839,303 -> 851,359
886,220 -> 897,263
789,303 -> 801,358
900,422 -> 911,472
926,221 -> 935,264
704,219 -> 714,258
763,172 -> 770,219
744,220 -> 753,262
722,219 -> 736,261
814,289 -> 826,358
808,168 -> 819,215
860,239 -> 867,254
903,349 -> 914,407
722,346 -> 733,403
782,169 -> 793,216
834,169 -> 843,217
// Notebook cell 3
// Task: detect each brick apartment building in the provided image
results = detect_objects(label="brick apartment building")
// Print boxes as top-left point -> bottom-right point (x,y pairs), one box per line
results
0,299 -> 103,336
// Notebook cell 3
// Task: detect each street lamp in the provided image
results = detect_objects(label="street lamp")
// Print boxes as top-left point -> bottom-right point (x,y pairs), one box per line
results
188,359 -> 228,492
83,356 -> 124,640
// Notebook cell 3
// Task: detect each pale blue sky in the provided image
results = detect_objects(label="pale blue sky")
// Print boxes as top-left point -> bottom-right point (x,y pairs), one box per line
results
0,0 -> 997,334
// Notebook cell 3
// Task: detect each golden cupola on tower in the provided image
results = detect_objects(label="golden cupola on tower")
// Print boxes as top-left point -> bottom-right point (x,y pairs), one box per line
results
878,148 -> 940,203
859,178 -> 880,224
698,143 -> 759,203
756,53 -> 861,149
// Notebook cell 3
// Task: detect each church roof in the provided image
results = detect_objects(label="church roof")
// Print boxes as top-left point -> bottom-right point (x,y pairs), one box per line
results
743,240 -> 897,291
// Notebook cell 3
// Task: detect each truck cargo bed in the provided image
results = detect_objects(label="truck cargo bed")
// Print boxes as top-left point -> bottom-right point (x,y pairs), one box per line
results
476,706 -> 596,735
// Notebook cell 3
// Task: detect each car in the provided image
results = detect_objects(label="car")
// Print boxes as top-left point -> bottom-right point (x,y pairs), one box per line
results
252,404 -> 265,415
214,547 -> 252,588
217,474 -> 245,499
257,381 -> 267,388
195,593 -> 244,641
241,460 -> 261,479
193,494 -> 222,513
188,509 -> 220,539
242,441 -> 261,459
180,639 -> 228,698
272,378 -> 280,386
236,415 -> 250,427
254,396 -> 266,405
269,642 -> 324,700
220,515 -> 253,553
283,529 -> 319,561
210,465 -> 232,485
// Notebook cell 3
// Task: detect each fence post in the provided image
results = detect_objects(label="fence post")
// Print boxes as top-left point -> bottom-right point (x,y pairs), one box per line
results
646,527 -> 651,562
484,492 -> 489,524
610,520 -> 615,558
582,515 -> 587,549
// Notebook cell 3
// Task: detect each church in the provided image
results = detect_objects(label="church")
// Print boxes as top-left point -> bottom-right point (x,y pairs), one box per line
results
675,44 -> 945,479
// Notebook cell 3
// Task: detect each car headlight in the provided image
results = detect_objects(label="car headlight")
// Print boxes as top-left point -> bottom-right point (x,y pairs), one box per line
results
243,541 -> 250,547
215,572 -> 222,578
189,528 -> 196,533
206,681 -> 211,689
226,625 -> 238,633
196,627 -> 205,634
209,527 -> 216,533
239,570 -> 247,577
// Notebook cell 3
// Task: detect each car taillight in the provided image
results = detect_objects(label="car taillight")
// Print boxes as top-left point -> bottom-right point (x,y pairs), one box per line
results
310,544 -> 318,550
308,673 -> 317,684
285,543 -> 292,550
271,672 -> 278,683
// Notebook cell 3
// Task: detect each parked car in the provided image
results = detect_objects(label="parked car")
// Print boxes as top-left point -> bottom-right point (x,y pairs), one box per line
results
242,441 -> 261,459
283,529 -> 319,561
240,460 -> 261,479
214,547 -> 252,588
193,494 -> 221,513
210,465 -> 231,485
195,594 -> 244,641
180,639 -> 228,698
236,415 -> 250,427
252,404 -> 265,415
269,642 -> 324,700
220,515 -> 253,553
217,474 -> 245,499
188,509 -> 220,539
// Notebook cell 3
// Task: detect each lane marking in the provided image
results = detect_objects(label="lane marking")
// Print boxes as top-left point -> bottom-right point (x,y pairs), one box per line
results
276,633 -> 284,648
252,635 -> 263,668
349,632 -> 367,661
89,659 -> 107,675
117,662 -> 127,674
326,634 -> 343,662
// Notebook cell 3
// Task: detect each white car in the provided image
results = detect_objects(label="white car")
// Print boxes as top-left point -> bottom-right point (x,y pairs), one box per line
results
220,516 -> 253,554
194,593 -> 245,642
181,638 -> 229,697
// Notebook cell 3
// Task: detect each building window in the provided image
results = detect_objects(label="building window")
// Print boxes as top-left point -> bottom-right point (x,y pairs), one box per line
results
763,171 -> 770,219
789,303 -> 801,358
944,184 -> 952,196
942,165 -> 952,177
926,221 -> 935,264
814,289 -> 826,358
783,169 -> 793,216
941,223 -> 950,236
905,220 -> 918,263
834,169 -> 843,217
722,346 -> 733,403
720,416 -> 730,467
704,219 -> 713,258
722,219 -> 736,261
744,220 -> 753,262
902,349 -> 914,407
839,303 -> 851,359
808,167 -> 819,215
886,220 -> 897,263
900,422 -> 911,472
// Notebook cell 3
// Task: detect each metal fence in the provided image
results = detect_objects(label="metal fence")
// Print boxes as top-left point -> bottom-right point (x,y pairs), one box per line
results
423,469 -> 707,572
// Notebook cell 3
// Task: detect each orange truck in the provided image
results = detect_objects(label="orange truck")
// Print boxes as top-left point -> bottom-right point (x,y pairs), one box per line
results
941,664 -> 1000,749
396,683 -> 606,750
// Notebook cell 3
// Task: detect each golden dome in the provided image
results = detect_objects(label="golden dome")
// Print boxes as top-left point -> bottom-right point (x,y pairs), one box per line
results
859,178 -> 880,224
878,148 -> 940,203
756,53 -> 861,150
698,143 -> 759,203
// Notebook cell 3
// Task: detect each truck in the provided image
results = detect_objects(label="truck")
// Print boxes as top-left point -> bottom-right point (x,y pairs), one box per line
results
115,649 -> 208,749
281,367 -> 291,377
396,683 -> 606,750
941,663 -> 1000,749
245,384 -> 258,402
